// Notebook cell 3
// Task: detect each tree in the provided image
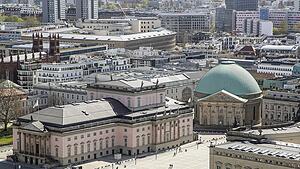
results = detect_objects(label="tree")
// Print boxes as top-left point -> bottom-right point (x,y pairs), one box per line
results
23,17 -> 40,27
4,16 -> 24,22
0,82 -> 22,131
279,21 -> 288,34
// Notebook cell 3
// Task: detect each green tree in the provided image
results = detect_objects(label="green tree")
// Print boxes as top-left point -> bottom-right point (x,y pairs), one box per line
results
3,16 -> 24,22
23,17 -> 40,27
274,21 -> 289,35
0,84 -> 22,131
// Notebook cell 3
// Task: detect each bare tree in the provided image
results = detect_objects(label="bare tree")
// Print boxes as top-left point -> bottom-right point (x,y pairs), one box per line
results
0,87 -> 22,131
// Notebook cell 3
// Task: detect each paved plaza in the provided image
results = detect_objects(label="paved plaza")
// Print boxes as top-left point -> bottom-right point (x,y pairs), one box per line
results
73,134 -> 226,169
0,134 -> 226,169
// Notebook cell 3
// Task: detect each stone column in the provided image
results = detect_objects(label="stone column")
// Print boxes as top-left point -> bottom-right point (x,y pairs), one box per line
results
39,136 -> 41,156
44,136 -> 47,156
177,120 -> 180,139
29,134 -> 32,154
33,135 -> 36,156
24,133 -> 27,153
19,132 -> 22,152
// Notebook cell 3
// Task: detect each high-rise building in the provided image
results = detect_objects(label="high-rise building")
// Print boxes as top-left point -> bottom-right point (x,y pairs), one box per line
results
225,0 -> 258,11
215,7 -> 236,33
295,0 -> 300,11
42,0 -> 66,23
76,0 -> 98,20
159,12 -> 211,43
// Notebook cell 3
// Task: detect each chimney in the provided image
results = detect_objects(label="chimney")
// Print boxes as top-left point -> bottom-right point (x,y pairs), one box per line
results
5,70 -> 9,80
39,51 -> 42,59
9,51 -> 12,62
25,50 -> 27,61
17,51 -> 20,62
32,50 -> 35,60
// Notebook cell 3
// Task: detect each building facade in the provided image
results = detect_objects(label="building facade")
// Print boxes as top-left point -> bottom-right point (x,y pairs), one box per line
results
159,12 -> 211,43
42,0 -> 66,23
225,0 -> 258,11
194,61 -> 262,129
262,90 -> 300,125
210,141 -> 300,169
257,61 -> 295,77
235,11 -> 259,33
76,0 -> 98,20
13,83 -> 194,167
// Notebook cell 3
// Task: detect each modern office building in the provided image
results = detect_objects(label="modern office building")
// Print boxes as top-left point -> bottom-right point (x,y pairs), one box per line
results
295,0 -> 300,11
21,29 -> 177,50
235,11 -> 259,33
159,12 -> 211,43
215,7 -> 235,32
243,19 -> 273,36
42,0 -> 66,23
225,0 -> 258,11
76,0 -> 98,20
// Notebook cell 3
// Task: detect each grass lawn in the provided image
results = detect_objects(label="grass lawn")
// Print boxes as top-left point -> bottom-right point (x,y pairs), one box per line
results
0,127 -> 13,146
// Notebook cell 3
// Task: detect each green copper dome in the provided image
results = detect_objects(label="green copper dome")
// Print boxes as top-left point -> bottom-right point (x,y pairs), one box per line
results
195,61 -> 261,96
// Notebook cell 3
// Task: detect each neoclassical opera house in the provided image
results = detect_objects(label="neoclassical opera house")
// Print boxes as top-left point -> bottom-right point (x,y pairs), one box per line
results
194,61 -> 262,129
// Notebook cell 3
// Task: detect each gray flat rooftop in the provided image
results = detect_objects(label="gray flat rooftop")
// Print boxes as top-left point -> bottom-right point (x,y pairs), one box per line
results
22,29 -> 176,42
243,124 -> 300,135
216,141 -> 300,161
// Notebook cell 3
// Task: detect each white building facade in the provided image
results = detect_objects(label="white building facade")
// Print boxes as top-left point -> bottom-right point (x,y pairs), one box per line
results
75,0 -> 98,20
42,0 -> 66,23
257,62 -> 294,76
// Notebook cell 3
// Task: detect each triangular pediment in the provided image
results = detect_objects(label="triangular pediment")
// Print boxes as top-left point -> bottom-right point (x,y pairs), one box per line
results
199,90 -> 248,103
21,121 -> 47,132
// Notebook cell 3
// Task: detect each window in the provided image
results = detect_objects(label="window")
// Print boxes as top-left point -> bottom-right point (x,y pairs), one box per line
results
100,131 -> 102,135
147,135 -> 150,144
124,138 -> 128,147
137,129 -> 139,132
111,129 -> 114,132
99,140 -> 103,150
55,147 -> 59,157
137,97 -> 141,107
94,142 -> 97,151
81,144 -> 84,154
81,135 -> 84,139
74,145 -> 78,155
111,137 -> 115,147
105,139 -> 109,148
87,133 -> 90,137
67,146 -> 71,157
67,138 -> 71,141
55,138 -> 58,141
74,136 -> 77,140
142,136 -> 145,146
124,128 -> 127,132
106,130 -> 108,134
87,143 -> 90,152
127,98 -> 131,107
93,132 -> 96,136
136,136 -> 140,147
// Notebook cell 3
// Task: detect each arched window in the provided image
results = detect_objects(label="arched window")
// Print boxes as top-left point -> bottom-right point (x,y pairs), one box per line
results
137,97 -> 141,107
